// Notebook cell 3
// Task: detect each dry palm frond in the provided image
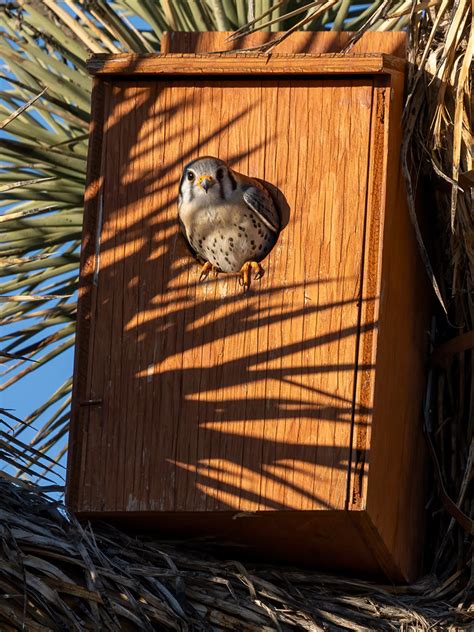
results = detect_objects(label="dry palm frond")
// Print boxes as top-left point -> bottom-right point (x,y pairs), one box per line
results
399,0 -> 473,578
0,478 -> 471,631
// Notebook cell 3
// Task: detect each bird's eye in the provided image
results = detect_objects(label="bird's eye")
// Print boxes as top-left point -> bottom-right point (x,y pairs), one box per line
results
187,171 -> 195,181
216,168 -> 225,181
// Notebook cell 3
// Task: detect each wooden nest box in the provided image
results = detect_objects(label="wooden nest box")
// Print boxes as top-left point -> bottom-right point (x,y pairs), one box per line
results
67,33 -> 430,582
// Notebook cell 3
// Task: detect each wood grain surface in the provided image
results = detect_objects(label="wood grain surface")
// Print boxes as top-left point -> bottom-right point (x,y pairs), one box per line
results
71,75 -> 374,515
162,31 -> 407,58
365,71 -> 430,581
67,77 -> 106,507
87,52 -> 405,76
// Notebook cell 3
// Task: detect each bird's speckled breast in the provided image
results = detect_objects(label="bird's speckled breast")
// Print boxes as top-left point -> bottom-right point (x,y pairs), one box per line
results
179,200 -> 275,273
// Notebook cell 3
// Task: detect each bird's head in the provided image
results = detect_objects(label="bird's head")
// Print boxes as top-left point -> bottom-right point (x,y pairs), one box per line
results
178,156 -> 237,205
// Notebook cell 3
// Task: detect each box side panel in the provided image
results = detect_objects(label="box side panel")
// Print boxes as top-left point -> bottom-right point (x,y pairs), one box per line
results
67,78 -> 106,510
366,74 -> 430,581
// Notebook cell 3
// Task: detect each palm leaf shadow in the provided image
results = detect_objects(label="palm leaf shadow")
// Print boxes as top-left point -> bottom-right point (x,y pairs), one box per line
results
70,76 -> 376,519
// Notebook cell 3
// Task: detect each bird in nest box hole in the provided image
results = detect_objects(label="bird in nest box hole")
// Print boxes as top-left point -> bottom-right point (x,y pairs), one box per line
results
178,156 -> 280,291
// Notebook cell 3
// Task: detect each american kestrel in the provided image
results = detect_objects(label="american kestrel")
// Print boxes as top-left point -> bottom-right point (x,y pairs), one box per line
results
178,156 -> 280,290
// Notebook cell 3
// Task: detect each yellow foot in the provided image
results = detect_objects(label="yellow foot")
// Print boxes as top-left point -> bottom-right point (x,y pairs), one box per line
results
198,261 -> 220,281
239,261 -> 264,291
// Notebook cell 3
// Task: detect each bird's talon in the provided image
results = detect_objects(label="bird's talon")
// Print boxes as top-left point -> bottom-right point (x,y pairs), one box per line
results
239,261 -> 263,291
239,273 -> 250,291
250,261 -> 264,281
199,261 -> 217,282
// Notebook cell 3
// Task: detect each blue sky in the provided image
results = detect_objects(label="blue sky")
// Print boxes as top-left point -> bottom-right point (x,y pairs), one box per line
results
0,71 -> 73,487
1,321 -> 72,486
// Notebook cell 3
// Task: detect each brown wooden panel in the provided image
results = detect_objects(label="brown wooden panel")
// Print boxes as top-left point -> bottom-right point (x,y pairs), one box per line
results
73,77 -> 374,514
80,510 -> 386,577
66,78 -> 106,509
347,81 -> 389,511
87,52 -> 405,76
162,31 -> 407,58
366,71 -> 430,581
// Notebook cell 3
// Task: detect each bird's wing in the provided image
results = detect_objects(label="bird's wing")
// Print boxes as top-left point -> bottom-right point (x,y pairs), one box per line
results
178,216 -> 204,262
242,182 -> 280,234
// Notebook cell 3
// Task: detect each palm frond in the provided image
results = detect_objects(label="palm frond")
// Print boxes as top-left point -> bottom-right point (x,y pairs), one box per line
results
0,476 -> 471,630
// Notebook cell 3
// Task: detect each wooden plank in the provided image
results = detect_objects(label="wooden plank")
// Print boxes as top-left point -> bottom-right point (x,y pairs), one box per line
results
162,31 -> 407,58
87,53 -> 405,76
82,81 -> 127,512
366,73 -> 430,582
77,76 -> 373,514
66,78 -> 105,510
347,81 -> 387,511
83,81 -> 114,511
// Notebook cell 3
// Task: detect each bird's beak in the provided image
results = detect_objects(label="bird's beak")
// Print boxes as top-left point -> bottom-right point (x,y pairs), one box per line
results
198,175 -> 215,193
